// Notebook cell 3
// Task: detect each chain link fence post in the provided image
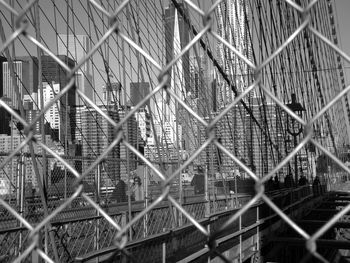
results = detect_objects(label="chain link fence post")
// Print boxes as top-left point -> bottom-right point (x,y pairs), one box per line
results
204,165 -> 210,217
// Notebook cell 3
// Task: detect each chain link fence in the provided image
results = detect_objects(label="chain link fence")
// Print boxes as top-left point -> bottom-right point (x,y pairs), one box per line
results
1,0 -> 350,262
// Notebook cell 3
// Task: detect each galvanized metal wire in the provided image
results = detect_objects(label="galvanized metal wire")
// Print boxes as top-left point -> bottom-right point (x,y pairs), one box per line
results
0,0 -> 349,262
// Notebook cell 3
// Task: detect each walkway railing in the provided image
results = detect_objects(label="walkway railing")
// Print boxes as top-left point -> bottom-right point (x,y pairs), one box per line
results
1,172 -> 345,262
0,192 -> 248,262
75,184 -> 320,263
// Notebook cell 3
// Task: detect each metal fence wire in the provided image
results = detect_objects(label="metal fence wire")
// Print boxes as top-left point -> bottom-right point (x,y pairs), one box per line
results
1,0 -> 350,262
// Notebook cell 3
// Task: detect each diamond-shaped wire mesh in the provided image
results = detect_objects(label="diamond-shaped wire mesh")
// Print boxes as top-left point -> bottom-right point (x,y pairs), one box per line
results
1,0 -> 350,262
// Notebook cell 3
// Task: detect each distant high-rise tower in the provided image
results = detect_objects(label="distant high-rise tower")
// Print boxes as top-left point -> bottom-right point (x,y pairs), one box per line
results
39,83 -> 61,130
118,106 -> 138,181
41,55 -> 76,144
189,56 -> 211,117
163,3 -> 189,145
215,1 -> 254,174
0,56 -> 7,98
211,78 -> 218,113
102,82 -> 122,107
165,2 -> 189,92
57,34 -> 93,105
216,0 -> 251,101
2,56 -> 38,110
81,105 -> 120,185
0,56 -> 10,135
130,82 -> 150,107
2,56 -> 40,136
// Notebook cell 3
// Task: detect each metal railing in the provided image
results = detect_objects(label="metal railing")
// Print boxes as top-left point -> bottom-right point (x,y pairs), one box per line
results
1,192 -> 249,262
75,184 -> 319,262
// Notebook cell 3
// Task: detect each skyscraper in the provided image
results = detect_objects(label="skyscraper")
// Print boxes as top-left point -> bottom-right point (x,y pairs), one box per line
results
41,55 -> 76,144
216,0 -> 251,99
135,108 -> 151,142
162,2 -> 189,146
17,56 -> 39,102
81,105 -> 120,185
2,56 -> 38,110
57,34 -> 90,72
2,57 -> 39,137
165,2 -> 189,92
189,55 -> 211,117
0,56 -> 10,135
130,82 -> 150,107
102,82 -> 122,107
75,70 -> 93,105
39,82 -> 61,131
215,1 -> 253,175
118,106 -> 139,181
57,34 -> 93,105
0,56 -> 7,98
3,61 -> 24,110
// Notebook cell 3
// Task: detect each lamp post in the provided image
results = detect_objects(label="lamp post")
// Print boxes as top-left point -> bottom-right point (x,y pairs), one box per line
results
286,94 -> 305,185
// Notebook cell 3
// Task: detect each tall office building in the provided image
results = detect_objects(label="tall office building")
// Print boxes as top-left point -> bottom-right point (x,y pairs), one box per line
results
188,56 -> 212,117
181,56 -> 215,156
17,56 -> 39,105
57,34 -> 91,73
216,0 -> 251,100
2,61 -> 24,109
0,56 -> 7,98
162,2 -> 190,146
102,82 -> 123,107
165,2 -> 189,92
229,100 -> 281,178
197,116 -> 219,173
215,1 -> 254,176
0,56 -> 10,135
25,110 -> 41,135
2,57 -> 38,138
0,133 -> 54,193
75,70 -> 93,105
135,108 -> 151,142
74,105 -> 84,143
39,82 -> 64,132
57,34 -> 93,105
41,55 -> 76,144
2,56 -> 38,110
259,103 -> 281,176
130,82 -> 150,107
81,105 -> 120,185
118,106 -> 139,181
211,78 -> 218,113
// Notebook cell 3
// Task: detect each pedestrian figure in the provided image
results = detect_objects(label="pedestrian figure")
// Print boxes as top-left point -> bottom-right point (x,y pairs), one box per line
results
298,175 -> 307,186
273,175 -> 280,190
284,173 -> 294,188
312,176 -> 321,196
111,179 -> 127,202
267,177 -> 274,191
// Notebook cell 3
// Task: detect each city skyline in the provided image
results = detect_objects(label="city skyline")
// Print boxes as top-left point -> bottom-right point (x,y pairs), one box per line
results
1,1 -> 350,262
0,0 -> 348,191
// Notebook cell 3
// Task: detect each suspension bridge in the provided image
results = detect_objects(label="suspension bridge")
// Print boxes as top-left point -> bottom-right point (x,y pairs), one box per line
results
1,0 -> 350,262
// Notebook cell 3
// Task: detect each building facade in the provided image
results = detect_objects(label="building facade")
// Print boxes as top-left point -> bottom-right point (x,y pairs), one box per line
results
130,82 -> 150,107
57,34 -> 93,105
41,55 -> 76,144
118,107 -> 139,182
81,106 -> 120,186
2,56 -> 38,110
